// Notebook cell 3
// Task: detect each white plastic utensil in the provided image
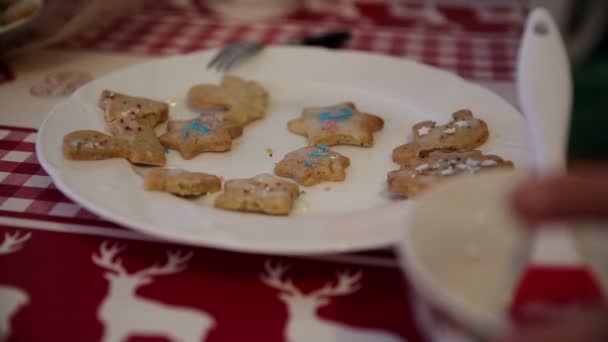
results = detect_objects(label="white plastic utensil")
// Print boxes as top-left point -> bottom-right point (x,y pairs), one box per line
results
511,7 -> 603,317
516,7 -> 580,265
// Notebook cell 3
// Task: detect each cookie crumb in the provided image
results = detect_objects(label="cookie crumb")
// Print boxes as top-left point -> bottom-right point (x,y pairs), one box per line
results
266,148 -> 274,157
324,186 -> 332,191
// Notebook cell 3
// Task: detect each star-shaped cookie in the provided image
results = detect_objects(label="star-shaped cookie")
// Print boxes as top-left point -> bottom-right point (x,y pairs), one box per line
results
274,145 -> 350,186
392,109 -> 489,167
287,102 -> 384,147
387,150 -> 514,197
214,174 -> 300,215
159,112 -> 243,160
187,75 -> 269,126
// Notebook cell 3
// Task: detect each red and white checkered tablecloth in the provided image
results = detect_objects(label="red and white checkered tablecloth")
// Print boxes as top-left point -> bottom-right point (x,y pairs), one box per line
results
0,126 -> 113,225
53,0 -> 525,81
0,124 -> 417,342
0,1 -> 532,341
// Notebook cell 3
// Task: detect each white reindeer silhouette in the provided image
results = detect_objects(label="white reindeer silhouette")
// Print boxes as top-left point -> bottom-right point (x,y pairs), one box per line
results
260,261 -> 404,342
92,241 -> 215,342
0,232 -> 31,341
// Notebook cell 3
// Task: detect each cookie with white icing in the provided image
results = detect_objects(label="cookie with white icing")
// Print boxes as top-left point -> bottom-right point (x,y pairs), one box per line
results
144,168 -> 221,197
387,150 -> 513,197
214,174 -> 300,215
274,145 -> 350,186
392,110 -> 489,167
63,130 -> 165,166
63,130 -> 129,161
288,102 -> 384,147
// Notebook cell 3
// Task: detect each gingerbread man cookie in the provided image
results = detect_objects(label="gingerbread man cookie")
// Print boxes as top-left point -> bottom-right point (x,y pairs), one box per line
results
392,110 -> 489,167
214,174 -> 300,215
274,145 -> 350,186
144,168 -> 222,197
63,130 -> 165,166
287,102 -> 384,147
187,75 -> 269,126
159,112 -> 243,160
387,150 -> 513,197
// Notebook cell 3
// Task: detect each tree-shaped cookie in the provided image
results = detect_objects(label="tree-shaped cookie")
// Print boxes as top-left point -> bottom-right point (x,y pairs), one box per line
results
187,75 -> 269,126
99,90 -> 169,133
387,150 -> 513,197
392,110 -> 489,167
214,174 -> 300,215
98,90 -> 169,165
144,168 -> 222,197
159,112 -> 243,160
63,130 -> 165,166
274,145 -> 350,186
288,102 -> 384,147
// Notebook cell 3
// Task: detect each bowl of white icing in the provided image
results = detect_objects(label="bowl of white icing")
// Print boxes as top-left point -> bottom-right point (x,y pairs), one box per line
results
396,170 -> 532,341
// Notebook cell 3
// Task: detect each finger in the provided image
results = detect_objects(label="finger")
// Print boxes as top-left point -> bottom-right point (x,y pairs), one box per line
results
511,170 -> 608,224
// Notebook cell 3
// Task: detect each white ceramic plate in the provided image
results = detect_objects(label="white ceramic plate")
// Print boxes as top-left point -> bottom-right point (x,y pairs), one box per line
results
37,46 -> 531,255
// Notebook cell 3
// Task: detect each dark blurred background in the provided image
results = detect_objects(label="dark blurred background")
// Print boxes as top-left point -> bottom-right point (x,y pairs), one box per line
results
572,30 -> 608,160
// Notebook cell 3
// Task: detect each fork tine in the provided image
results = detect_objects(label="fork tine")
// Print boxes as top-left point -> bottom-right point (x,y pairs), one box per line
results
216,43 -> 250,71
207,43 -> 239,70
222,44 -> 264,71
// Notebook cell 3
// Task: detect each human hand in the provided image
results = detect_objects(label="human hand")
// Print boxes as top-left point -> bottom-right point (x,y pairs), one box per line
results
511,162 -> 608,224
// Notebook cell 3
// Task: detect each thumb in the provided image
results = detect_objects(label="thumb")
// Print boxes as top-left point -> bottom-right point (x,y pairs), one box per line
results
511,169 -> 608,225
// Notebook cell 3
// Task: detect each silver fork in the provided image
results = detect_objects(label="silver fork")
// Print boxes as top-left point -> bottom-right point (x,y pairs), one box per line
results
206,31 -> 351,72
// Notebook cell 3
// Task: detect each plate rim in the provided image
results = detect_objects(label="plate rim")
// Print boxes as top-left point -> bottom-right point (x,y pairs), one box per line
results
36,46 -> 527,255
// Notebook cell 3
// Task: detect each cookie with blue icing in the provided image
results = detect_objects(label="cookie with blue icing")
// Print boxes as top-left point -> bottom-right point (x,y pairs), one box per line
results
274,145 -> 350,186
159,112 -> 243,160
287,102 -> 384,147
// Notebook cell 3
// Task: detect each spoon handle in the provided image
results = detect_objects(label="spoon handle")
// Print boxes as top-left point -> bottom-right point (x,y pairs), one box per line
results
517,7 -> 571,174
511,7 -> 603,321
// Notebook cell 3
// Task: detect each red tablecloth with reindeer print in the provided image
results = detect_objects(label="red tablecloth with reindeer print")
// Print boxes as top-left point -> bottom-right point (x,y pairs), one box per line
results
0,1 -> 532,341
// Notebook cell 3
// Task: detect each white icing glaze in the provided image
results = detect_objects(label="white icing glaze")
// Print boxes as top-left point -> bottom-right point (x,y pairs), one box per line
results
466,158 -> 480,167
291,146 -> 341,165
414,156 -> 498,177
443,127 -> 457,134
303,104 -> 362,140
256,175 -> 289,199
454,120 -> 470,128
415,163 -> 430,172
418,126 -> 431,136
71,140 -> 101,149
481,159 -> 498,167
